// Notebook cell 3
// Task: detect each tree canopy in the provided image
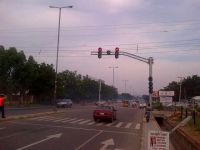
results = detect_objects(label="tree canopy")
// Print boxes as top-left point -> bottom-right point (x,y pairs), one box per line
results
0,46 -> 118,104
163,75 -> 200,101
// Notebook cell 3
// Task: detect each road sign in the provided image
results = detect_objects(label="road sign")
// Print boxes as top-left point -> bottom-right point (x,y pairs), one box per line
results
160,97 -> 173,106
152,91 -> 159,98
148,131 -> 169,150
159,91 -> 174,97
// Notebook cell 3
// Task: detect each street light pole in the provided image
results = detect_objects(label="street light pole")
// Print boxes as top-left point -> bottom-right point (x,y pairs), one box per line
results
178,77 -> 183,103
122,80 -> 128,93
109,66 -> 118,86
49,5 -> 73,108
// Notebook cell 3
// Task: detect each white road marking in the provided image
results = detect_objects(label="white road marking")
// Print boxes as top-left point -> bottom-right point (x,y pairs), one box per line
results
74,131 -> 103,150
100,138 -> 115,150
70,119 -> 85,124
38,117 -> 58,121
125,123 -> 132,128
60,118 -> 73,123
29,116 -> 50,120
11,121 -> 138,135
115,122 -> 123,128
106,123 -> 113,127
62,118 -> 77,123
78,119 -> 91,125
16,133 -> 62,150
52,118 -> 69,122
87,121 -> 95,125
135,123 -> 140,130
96,123 -> 104,126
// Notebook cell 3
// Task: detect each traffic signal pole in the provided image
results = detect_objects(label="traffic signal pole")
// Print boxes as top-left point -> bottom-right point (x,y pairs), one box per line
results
91,49 -> 154,108
149,57 -> 153,108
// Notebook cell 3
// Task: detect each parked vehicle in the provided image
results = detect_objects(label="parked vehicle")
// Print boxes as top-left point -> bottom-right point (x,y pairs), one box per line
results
56,99 -> 72,108
93,105 -> 117,122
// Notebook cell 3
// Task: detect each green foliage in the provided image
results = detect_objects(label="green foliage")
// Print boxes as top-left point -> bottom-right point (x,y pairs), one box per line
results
0,45 -> 118,104
163,75 -> 200,101
152,102 -> 163,110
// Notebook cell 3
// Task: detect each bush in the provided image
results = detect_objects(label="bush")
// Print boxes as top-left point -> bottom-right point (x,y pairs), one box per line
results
153,102 -> 163,110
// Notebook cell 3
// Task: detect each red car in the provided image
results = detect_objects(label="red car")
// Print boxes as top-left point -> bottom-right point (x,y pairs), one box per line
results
93,105 -> 117,122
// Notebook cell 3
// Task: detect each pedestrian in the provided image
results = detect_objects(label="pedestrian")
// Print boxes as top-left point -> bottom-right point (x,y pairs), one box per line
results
0,94 -> 6,118
145,103 -> 152,122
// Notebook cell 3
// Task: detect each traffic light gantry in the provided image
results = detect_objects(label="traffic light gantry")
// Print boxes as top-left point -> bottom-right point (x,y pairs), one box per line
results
91,48 -> 154,108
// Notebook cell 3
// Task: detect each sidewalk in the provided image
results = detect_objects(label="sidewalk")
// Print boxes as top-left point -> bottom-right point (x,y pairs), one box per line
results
141,116 -> 175,150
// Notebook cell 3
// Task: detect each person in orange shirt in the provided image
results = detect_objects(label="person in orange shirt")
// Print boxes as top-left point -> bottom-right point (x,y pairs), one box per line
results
0,94 -> 5,118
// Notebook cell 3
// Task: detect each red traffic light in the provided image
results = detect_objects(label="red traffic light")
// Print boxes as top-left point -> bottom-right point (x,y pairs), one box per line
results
115,47 -> 119,59
98,47 -> 102,59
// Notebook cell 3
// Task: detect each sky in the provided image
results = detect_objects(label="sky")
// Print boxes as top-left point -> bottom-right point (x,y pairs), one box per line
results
0,0 -> 200,95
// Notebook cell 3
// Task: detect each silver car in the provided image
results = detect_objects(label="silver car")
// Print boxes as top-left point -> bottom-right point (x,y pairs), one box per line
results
56,99 -> 72,108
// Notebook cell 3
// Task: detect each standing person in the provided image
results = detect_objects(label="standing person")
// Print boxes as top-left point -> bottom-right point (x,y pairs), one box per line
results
0,94 -> 6,118
145,103 -> 151,122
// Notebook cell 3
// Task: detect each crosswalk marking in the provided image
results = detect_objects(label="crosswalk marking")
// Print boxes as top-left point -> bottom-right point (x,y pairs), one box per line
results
60,118 -> 73,123
30,116 -> 50,120
62,118 -> 77,123
106,123 -> 114,127
52,118 -> 69,122
78,119 -> 91,125
38,117 -> 57,121
29,116 -> 141,130
115,122 -> 123,128
135,123 -> 140,130
32,117 -> 56,121
125,123 -> 132,128
96,123 -> 104,126
87,121 -> 95,125
70,119 -> 85,124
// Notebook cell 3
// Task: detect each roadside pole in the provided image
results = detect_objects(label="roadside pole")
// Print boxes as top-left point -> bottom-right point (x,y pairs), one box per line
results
99,80 -> 101,103
149,57 -> 153,108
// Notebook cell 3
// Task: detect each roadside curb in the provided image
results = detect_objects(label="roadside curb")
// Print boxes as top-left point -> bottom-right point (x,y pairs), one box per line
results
0,110 -> 66,122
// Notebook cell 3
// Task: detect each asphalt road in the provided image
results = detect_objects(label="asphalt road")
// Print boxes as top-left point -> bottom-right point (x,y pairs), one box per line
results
4,104 -> 86,116
0,105 -> 144,150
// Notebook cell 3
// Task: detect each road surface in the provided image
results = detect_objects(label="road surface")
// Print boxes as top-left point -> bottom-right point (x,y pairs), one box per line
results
0,105 -> 144,150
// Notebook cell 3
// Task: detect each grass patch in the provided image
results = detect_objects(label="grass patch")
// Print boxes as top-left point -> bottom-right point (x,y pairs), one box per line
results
188,115 -> 200,132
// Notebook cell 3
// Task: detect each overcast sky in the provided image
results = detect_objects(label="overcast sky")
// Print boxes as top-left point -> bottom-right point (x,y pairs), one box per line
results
1,0 -> 200,95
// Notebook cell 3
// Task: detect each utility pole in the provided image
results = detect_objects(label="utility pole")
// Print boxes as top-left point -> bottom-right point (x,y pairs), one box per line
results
108,66 -> 118,86
122,80 -> 128,93
99,80 -> 102,103
178,77 -> 184,103
49,5 -> 73,108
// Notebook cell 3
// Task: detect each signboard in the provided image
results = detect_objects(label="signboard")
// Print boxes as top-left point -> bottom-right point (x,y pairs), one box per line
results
160,97 -> 172,103
159,91 -> 174,97
152,91 -> 159,98
148,130 -> 169,150
160,97 -> 172,106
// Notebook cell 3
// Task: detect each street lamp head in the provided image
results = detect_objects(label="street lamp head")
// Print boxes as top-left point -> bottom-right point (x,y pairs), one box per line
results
49,5 -> 73,9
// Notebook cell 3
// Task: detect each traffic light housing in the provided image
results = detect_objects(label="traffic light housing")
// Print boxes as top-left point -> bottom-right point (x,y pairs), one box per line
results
98,47 -> 102,59
115,47 -> 119,59
148,77 -> 153,94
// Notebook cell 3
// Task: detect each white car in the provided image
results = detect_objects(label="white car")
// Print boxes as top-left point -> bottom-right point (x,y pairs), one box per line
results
139,103 -> 147,109
56,99 -> 73,108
